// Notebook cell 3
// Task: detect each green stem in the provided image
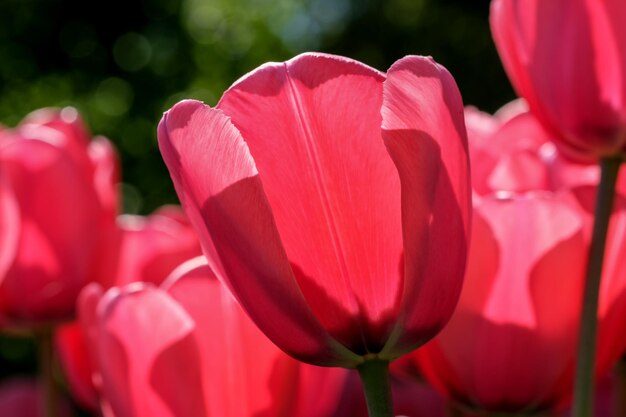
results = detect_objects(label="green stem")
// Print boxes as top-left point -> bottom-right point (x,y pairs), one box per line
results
357,359 -> 393,417
572,157 -> 622,417
37,328 -> 58,417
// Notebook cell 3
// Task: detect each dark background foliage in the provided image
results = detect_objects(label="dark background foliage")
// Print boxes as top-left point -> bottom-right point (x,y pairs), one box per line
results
0,0 -> 514,411
0,0 -> 514,214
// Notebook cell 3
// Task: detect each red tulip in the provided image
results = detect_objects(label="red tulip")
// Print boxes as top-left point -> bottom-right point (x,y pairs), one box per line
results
158,52 -> 471,366
0,108 -> 119,326
55,206 -> 203,409
411,192 -> 626,414
0,378 -> 71,417
490,0 -> 626,161
82,257 -> 350,417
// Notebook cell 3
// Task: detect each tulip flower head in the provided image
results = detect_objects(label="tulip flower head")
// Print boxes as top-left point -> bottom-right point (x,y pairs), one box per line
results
158,52 -> 471,367
0,108 -> 119,327
490,0 -> 626,162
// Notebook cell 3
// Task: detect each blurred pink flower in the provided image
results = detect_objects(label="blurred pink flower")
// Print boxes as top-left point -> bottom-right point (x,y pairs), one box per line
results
0,108 -> 119,326
55,206 -> 203,409
491,0 -> 626,161
82,257 -> 350,417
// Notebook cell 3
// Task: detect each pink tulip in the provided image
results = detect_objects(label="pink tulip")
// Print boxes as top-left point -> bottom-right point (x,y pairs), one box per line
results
82,257 -> 350,417
0,378 -> 71,417
158,52 -> 471,366
411,192 -> 626,414
55,206 -> 203,409
0,108 -> 119,326
490,0 -> 626,161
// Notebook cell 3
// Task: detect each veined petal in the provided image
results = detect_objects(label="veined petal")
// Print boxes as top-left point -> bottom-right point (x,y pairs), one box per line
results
381,55 -> 470,354
158,99 -> 352,365
218,52 -> 404,353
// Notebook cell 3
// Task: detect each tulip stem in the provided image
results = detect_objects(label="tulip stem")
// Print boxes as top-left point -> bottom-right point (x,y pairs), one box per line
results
357,359 -> 393,417
572,156 -> 622,417
37,328 -> 58,417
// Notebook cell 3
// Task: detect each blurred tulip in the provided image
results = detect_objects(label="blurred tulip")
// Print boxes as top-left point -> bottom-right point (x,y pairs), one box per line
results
55,206 -> 202,409
82,257 -> 349,417
465,101 -> 599,196
158,52 -> 471,367
0,108 -> 119,326
490,0 -> 626,162
0,378 -> 71,417
411,192 -> 626,415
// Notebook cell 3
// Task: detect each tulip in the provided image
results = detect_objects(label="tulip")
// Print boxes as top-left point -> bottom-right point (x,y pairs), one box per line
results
55,206 -> 203,409
0,108 -> 119,327
158,52 -> 469,360
490,0 -> 626,161
82,257 -> 350,417
409,190 -> 626,415
158,52 -> 470,416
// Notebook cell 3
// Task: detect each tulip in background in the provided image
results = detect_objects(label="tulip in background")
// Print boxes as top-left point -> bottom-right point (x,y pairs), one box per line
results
0,108 -> 119,327
490,0 -> 626,162
407,106 -> 626,416
491,2 -> 626,416
0,107 -> 120,417
158,52 -> 471,416
55,206 -> 202,410
81,257 -> 350,417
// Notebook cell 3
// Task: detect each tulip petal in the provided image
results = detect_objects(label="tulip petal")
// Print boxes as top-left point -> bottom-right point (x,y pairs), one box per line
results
164,259 -> 296,417
88,137 -> 120,223
95,284 -> 207,417
418,195 -> 588,410
0,172 -> 18,284
380,55 -> 470,354
113,208 -> 202,286
158,99 -> 352,364
218,52 -> 406,352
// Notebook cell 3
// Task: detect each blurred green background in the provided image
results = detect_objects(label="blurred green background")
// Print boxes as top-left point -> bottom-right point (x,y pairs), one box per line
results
0,0 -> 514,410
0,0 -> 514,215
